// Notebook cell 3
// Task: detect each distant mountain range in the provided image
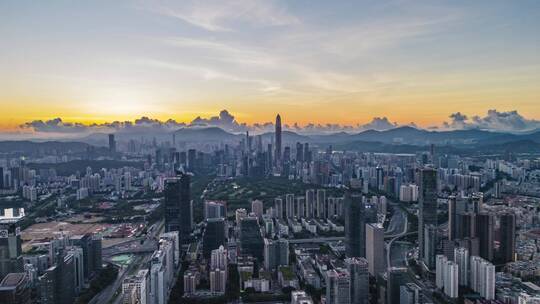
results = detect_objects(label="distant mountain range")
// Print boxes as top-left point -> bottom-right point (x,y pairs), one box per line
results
2,126 -> 539,155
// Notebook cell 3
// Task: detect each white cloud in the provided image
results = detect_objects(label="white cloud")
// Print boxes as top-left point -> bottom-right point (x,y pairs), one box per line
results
444,109 -> 540,132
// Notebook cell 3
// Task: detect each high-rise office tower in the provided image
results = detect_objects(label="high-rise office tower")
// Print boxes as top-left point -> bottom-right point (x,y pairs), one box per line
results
424,225 -> 438,269
418,168 -> 438,263
454,247 -> 469,286
317,189 -> 326,218
304,143 -> 311,163
187,149 -> 196,172
387,267 -> 408,304
164,172 -> 192,243
0,208 -> 24,281
39,250 -> 76,304
296,142 -> 304,162
345,257 -> 369,304
326,268 -> 351,304
476,213 -> 494,261
203,218 -> 226,258
457,212 -> 476,239
69,233 -> 102,280
376,167 -> 384,191
108,134 -> 116,153
365,223 -> 385,276
498,213 -> 516,263
239,216 -> 264,260
263,238 -> 289,270
275,114 -> 282,168
345,192 -> 365,258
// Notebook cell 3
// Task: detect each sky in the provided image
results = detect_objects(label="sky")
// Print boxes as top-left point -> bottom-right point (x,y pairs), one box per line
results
1,0 -> 539,132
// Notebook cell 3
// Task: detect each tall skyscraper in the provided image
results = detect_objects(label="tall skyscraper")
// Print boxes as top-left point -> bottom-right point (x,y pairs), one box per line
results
424,225 -> 438,269
108,134 -> 116,153
275,114 -> 282,168
387,267 -> 408,304
69,233 -> 102,280
263,238 -> 289,270
164,172 -> 192,243
418,168 -> 438,263
203,218 -> 226,258
239,216 -> 264,260
365,223 -> 385,276
498,213 -> 516,263
476,213 -> 494,261
345,192 -> 366,258
345,257 -> 369,304
0,208 -> 24,281
296,142 -> 304,162
448,196 -> 457,240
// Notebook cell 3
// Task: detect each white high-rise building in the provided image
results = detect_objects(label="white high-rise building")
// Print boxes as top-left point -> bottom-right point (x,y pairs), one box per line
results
470,256 -> 495,300
436,255 -> 447,289
444,261 -> 459,298
210,246 -> 228,294
365,223 -> 384,276
210,245 -> 228,270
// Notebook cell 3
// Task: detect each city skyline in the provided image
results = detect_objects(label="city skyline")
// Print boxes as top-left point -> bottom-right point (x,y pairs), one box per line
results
1,1 -> 539,130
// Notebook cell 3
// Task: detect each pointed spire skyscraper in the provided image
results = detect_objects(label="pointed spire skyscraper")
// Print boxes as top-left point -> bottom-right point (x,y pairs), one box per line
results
275,114 -> 282,168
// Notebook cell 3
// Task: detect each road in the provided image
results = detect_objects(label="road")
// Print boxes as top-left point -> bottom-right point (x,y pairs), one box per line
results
385,201 -> 412,268
385,201 -> 408,239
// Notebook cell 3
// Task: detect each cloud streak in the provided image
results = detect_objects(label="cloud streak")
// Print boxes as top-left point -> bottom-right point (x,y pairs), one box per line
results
150,0 -> 299,32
